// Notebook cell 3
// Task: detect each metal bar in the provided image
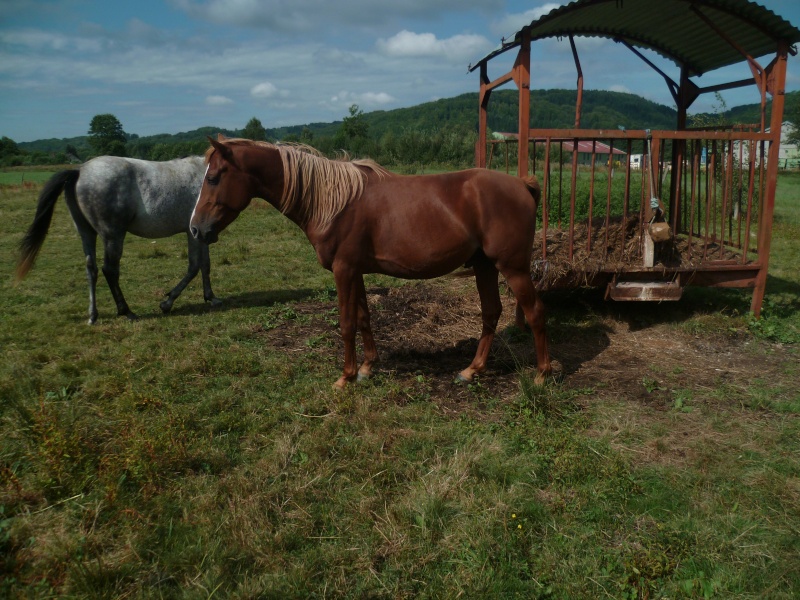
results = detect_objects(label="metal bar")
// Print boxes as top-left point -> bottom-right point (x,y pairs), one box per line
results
742,138 -> 756,264
558,141 -> 564,227
687,140 -> 699,256
542,137 -> 551,261
528,128 -> 771,141
570,35 -> 583,128
604,139 -> 614,260
736,138 -> 744,249
568,139 -> 579,261
721,140 -> 733,259
621,139 -> 632,261
638,146 -> 646,260
703,141 -> 715,261
587,140 -> 597,254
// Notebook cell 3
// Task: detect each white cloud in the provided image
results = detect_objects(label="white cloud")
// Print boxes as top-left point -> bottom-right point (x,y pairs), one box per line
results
377,30 -> 491,62
206,95 -> 234,105
251,82 -> 278,98
174,0 -> 504,31
608,85 -> 631,94
251,81 -> 290,100
1,28 -> 103,52
490,4 -> 564,38
329,90 -> 396,108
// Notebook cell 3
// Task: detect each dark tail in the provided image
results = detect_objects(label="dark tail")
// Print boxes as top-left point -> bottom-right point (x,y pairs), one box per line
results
16,169 -> 80,281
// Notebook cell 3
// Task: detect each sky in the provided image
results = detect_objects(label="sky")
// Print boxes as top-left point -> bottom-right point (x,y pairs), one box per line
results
1,0 -> 799,143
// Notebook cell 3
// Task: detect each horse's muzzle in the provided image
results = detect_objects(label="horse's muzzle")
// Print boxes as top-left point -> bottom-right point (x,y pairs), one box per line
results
190,225 -> 218,245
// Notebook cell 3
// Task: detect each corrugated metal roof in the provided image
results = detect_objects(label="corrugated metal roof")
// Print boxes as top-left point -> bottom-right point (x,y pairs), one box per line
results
469,0 -> 800,77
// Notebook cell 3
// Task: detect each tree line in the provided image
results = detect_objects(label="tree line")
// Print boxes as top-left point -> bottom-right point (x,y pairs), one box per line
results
1,109 -> 480,170
3,89 -> 797,169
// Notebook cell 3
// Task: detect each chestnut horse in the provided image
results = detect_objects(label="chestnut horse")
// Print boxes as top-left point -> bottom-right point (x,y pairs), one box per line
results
190,137 -> 551,388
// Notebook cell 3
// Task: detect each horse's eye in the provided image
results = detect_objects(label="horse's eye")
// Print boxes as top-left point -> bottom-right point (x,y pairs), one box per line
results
207,173 -> 220,186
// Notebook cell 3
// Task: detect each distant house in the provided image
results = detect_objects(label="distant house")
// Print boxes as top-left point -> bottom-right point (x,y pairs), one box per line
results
562,140 -> 627,166
491,133 -> 627,166
776,121 -> 799,168
737,122 -> 798,169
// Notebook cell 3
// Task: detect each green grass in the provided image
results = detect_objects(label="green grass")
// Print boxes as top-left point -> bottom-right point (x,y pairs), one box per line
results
0,165 -> 74,187
1,170 -> 798,598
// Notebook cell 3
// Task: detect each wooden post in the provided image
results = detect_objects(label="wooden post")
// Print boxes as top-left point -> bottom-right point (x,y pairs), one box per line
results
751,40 -> 789,317
514,32 -> 531,177
476,63 -> 491,169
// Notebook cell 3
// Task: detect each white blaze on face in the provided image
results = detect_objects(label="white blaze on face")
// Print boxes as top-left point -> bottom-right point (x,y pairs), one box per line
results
190,164 -> 210,227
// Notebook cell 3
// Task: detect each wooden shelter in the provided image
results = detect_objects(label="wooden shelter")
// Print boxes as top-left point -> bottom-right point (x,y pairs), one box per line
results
469,0 -> 800,315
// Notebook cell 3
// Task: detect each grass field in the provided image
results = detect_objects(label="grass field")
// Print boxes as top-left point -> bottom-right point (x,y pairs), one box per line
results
1,170 -> 798,598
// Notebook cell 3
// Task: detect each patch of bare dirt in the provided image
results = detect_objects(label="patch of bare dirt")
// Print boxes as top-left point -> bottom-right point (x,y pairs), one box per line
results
252,278 -> 793,422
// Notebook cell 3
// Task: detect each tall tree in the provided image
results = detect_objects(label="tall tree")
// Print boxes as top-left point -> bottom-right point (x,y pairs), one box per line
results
340,104 -> 368,140
242,117 -> 267,141
88,114 -> 127,156
0,136 -> 20,159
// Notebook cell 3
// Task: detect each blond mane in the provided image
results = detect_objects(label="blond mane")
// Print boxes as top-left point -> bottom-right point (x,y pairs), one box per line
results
207,139 -> 390,228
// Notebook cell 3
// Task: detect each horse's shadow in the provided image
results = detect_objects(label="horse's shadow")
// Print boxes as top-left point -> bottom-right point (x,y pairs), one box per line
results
150,288 -> 324,319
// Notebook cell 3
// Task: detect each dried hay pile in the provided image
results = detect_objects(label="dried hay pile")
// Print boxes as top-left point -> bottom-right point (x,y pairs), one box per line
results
532,216 -> 744,288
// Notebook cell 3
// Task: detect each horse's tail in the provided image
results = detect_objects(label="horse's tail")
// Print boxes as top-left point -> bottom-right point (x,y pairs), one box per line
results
523,175 -> 541,207
16,169 -> 80,281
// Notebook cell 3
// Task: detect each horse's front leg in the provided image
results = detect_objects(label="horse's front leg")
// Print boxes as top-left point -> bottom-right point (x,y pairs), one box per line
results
355,275 -> 378,381
333,267 -> 360,389
160,234 -> 220,313
199,241 -> 222,307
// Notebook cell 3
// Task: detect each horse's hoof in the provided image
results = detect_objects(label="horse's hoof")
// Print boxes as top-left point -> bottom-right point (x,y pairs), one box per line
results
356,372 -> 369,382
208,297 -> 223,307
160,300 -> 173,314
454,372 -> 471,384
124,312 -> 139,321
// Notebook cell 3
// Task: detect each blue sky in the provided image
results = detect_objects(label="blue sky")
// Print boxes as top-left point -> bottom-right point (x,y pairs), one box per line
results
1,0 -> 799,143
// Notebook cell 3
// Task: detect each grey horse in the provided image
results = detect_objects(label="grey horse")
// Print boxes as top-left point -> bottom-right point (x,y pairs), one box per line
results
16,155 -> 222,324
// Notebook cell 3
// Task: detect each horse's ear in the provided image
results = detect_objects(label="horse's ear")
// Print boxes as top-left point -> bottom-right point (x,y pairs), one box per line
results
217,133 -> 227,141
208,136 -> 233,163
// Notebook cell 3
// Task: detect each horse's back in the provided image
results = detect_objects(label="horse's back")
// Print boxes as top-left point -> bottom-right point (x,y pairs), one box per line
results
76,156 -> 205,238
369,168 -> 537,233
340,168 -> 539,278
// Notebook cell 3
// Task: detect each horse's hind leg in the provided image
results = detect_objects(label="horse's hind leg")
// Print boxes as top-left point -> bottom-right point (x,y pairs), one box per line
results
504,270 -> 551,383
458,259 -> 502,382
101,236 -> 135,320
356,275 -> 377,381
81,234 -> 100,325
65,198 -> 100,324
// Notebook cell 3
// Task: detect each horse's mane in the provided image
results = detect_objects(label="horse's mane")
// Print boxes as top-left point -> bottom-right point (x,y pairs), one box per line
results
206,138 -> 390,228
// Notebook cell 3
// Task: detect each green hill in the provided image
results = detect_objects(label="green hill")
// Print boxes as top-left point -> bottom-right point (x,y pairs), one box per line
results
16,88 -> 797,156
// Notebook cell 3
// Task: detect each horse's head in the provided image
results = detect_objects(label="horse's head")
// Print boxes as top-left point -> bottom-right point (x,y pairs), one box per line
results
190,136 -> 261,244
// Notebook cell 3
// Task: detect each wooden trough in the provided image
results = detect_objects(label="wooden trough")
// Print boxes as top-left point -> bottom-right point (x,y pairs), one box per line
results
469,0 -> 800,316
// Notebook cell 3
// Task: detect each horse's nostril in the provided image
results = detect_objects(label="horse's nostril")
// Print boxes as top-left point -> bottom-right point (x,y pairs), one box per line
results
190,226 -> 199,239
